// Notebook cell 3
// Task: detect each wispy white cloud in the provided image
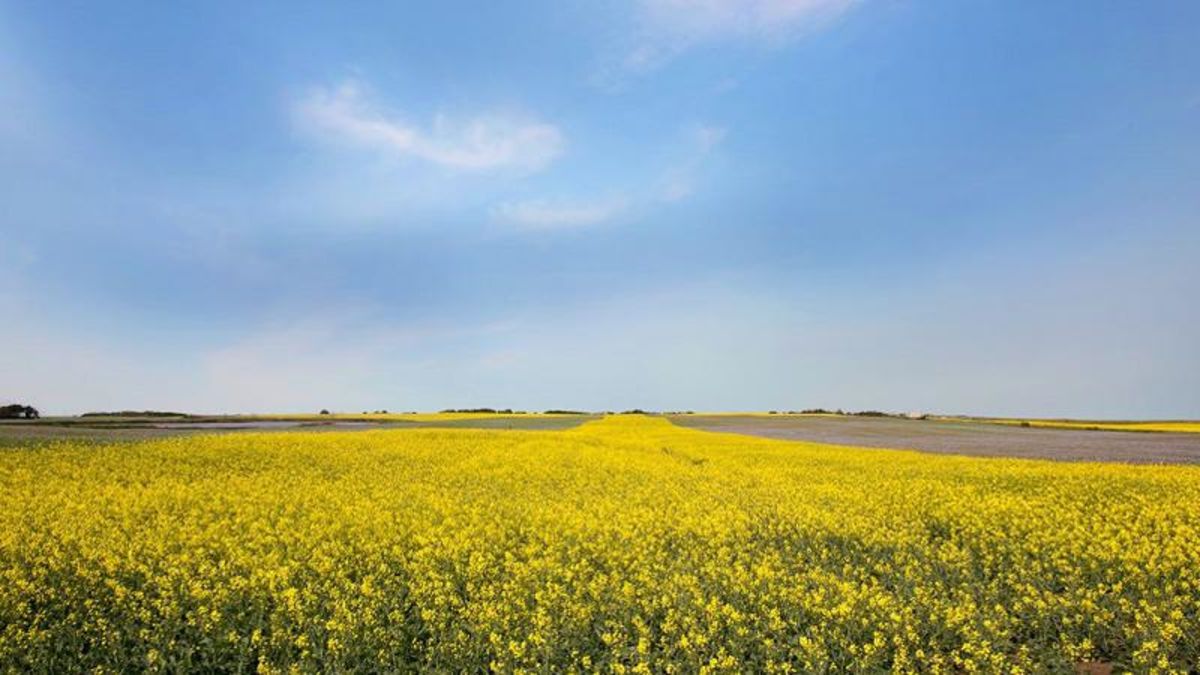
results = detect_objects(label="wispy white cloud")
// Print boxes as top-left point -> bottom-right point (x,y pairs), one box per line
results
625,0 -> 858,71
660,123 -> 726,202
493,122 -> 725,231
295,79 -> 564,172
692,123 -> 727,153
493,196 -> 629,231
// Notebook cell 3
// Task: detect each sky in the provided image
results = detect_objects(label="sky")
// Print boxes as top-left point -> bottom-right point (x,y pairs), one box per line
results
2,1 -> 1199,417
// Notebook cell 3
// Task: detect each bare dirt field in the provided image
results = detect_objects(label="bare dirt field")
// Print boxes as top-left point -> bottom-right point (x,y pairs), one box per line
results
670,415 -> 1200,464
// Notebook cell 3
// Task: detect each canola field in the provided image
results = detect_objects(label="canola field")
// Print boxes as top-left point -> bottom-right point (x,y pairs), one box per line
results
1,416 -> 1198,673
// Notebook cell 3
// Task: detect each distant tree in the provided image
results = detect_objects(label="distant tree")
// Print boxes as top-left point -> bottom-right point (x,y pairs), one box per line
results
0,404 -> 39,419
319,409 -> 331,415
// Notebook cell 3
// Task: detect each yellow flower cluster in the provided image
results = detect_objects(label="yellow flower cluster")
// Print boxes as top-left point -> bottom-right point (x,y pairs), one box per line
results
1,416 -> 1197,672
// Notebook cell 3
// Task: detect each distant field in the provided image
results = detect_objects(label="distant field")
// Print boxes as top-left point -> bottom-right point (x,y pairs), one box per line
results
0,423 -> 197,447
944,418 -> 1200,434
9,412 -> 1199,462
673,414 -> 1200,464
0,413 -> 595,447
1,415 -> 1196,671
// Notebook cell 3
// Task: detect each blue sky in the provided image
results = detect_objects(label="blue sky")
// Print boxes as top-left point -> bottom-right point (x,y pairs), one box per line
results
2,1 -> 1198,416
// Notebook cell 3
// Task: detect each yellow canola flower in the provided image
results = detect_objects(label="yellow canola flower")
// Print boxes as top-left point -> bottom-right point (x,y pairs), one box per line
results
0,415 -> 1197,671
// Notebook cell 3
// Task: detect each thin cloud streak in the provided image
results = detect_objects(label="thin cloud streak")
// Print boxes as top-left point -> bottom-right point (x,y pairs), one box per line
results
295,80 -> 564,172
660,123 -> 726,202
493,122 -> 725,231
493,197 -> 629,231
626,0 -> 859,71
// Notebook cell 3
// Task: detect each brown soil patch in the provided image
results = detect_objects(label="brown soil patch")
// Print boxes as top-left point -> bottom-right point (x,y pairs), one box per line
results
671,415 -> 1200,464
